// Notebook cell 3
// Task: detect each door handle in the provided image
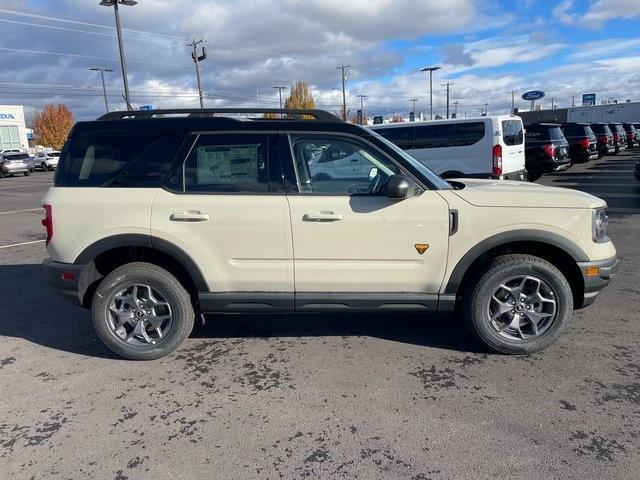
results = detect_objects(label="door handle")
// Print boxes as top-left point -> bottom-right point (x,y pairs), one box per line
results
170,211 -> 210,222
303,211 -> 343,222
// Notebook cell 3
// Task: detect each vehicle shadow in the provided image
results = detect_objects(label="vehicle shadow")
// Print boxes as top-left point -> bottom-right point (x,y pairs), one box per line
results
0,264 -> 479,359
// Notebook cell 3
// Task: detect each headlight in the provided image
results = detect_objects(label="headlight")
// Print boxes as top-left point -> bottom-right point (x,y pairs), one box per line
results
592,208 -> 609,243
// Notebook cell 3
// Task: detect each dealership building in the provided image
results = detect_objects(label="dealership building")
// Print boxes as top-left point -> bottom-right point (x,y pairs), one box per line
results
517,101 -> 640,125
0,105 -> 29,151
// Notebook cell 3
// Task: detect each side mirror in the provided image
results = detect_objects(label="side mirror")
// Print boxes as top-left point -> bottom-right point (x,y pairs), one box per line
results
386,174 -> 411,199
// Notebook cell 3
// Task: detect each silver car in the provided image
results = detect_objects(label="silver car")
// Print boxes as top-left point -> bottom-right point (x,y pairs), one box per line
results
0,153 -> 31,178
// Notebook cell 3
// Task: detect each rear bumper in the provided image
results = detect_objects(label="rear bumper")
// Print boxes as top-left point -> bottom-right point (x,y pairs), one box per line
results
1,166 -> 28,174
498,168 -> 528,181
43,258 -> 96,308
577,256 -> 619,308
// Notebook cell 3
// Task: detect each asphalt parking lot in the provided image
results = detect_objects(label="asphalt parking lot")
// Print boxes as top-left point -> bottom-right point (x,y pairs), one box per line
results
1,152 -> 639,480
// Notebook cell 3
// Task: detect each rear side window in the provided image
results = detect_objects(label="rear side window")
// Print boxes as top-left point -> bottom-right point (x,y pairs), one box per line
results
61,134 -> 184,187
455,122 -> 486,146
375,127 -> 414,150
414,124 -> 456,148
562,124 -> 581,136
183,134 -> 269,193
501,120 -> 523,146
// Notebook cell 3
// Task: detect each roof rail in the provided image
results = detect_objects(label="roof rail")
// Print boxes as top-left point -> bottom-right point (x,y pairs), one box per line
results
97,108 -> 343,123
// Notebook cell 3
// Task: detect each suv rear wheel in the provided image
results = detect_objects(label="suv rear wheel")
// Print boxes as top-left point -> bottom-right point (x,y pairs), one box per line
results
462,254 -> 573,354
91,262 -> 194,360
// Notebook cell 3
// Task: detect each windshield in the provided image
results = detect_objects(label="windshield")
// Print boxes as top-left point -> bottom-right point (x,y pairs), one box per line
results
49,152 -> 61,157
367,130 -> 453,190
5,154 -> 29,160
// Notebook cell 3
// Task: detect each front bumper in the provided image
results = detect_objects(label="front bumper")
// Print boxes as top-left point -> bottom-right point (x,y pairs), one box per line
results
43,258 -> 96,308
577,256 -> 619,308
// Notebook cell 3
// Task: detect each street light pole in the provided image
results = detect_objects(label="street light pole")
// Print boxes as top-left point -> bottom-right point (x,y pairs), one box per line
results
99,0 -> 137,110
421,66 -> 441,120
90,67 -> 114,113
453,100 -> 459,118
410,98 -> 418,121
273,86 -> 287,109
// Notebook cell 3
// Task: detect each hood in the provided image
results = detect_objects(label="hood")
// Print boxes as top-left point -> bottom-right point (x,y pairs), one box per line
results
450,179 -> 606,209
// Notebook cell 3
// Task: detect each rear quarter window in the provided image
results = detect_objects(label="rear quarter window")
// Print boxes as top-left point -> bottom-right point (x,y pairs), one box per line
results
58,133 -> 185,187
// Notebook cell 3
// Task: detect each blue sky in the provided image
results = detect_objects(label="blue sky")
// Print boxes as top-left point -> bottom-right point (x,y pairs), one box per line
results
1,0 -> 639,121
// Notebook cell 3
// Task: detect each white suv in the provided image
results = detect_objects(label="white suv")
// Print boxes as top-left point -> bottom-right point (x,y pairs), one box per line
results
42,109 -> 617,360
35,151 -> 61,171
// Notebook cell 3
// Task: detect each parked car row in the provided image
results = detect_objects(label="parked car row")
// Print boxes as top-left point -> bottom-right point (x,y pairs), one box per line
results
0,150 -> 59,178
524,121 -> 637,181
369,116 -> 637,184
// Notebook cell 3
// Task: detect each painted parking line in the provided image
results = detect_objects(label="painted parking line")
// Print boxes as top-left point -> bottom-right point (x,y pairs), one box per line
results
0,208 -> 41,215
0,239 -> 45,249
0,183 -> 52,190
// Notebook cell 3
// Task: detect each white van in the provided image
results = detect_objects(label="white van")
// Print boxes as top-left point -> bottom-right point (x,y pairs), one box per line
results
370,115 -> 527,180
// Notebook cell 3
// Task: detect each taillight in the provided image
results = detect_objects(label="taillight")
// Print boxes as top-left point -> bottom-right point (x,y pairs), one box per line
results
613,133 -> 620,142
578,138 -> 590,149
42,204 -> 53,246
542,144 -> 555,158
492,144 -> 502,176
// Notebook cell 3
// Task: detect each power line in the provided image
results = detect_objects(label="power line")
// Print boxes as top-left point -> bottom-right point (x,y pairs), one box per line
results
0,46 -> 178,66
0,8 -> 187,40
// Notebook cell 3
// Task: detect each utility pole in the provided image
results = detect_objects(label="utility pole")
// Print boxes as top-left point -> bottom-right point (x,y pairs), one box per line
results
99,0 -> 136,110
421,66 -> 441,120
442,82 -> 453,118
483,102 -> 489,116
511,90 -> 516,114
571,95 -> 575,108
187,38 -> 207,108
90,67 -> 114,113
453,100 -> 459,118
273,86 -> 287,109
357,94 -> 367,125
551,97 -> 556,109
410,98 -> 418,121
336,64 -> 351,121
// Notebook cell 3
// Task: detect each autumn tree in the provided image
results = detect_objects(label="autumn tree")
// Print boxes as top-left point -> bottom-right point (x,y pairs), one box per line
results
33,104 -> 74,150
284,81 -> 315,110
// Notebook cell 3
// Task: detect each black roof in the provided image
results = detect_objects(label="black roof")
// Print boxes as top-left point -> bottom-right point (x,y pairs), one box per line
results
72,108 -> 374,137
562,122 -> 591,126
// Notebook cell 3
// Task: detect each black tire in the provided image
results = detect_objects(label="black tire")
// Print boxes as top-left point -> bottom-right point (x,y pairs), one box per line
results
527,172 -> 542,182
91,262 -> 195,360
23,171 -> 30,176
462,254 -> 573,354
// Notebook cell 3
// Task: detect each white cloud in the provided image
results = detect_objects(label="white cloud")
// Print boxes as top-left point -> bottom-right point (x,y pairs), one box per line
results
553,0 -> 640,29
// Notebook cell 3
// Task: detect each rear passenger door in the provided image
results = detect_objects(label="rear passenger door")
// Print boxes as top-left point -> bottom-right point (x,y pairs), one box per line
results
151,133 -> 294,305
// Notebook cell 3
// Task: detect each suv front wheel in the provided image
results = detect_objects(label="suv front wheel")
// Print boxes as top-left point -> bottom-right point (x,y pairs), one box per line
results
462,254 -> 573,354
91,262 -> 194,360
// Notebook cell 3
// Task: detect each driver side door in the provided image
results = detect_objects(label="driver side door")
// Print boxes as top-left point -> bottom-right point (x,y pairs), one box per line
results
285,133 -> 450,303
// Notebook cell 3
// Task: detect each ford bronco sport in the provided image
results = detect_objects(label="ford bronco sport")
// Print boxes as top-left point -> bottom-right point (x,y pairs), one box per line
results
42,109 -> 618,360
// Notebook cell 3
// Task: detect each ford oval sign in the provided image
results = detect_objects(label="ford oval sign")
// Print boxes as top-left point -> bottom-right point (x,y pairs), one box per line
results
521,90 -> 545,101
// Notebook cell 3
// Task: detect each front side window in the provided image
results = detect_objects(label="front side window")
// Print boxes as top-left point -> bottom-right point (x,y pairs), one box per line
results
502,120 -> 524,146
290,135 -> 399,195
183,134 -> 269,193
